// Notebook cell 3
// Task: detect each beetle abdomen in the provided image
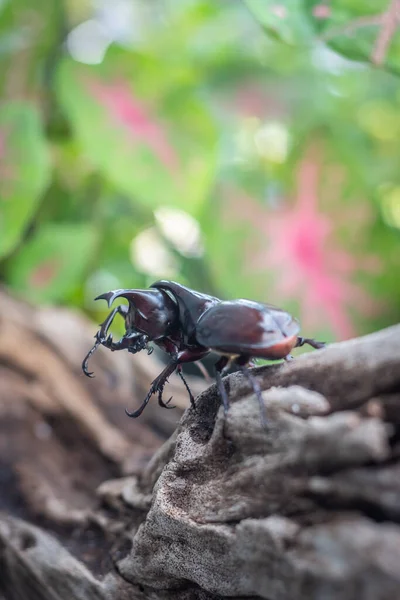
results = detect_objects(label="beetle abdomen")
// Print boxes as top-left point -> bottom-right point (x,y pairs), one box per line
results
195,300 -> 300,358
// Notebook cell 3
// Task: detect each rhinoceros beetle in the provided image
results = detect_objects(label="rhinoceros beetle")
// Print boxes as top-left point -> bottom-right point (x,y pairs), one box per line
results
82,280 -> 325,424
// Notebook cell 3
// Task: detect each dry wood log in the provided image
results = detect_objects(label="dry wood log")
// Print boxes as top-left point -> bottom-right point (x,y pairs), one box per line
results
0,286 -> 399,600
0,286 -> 205,523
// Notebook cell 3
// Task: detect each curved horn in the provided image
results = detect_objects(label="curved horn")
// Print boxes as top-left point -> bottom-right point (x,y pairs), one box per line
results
95,289 -> 152,308
95,289 -> 131,308
95,289 -> 162,321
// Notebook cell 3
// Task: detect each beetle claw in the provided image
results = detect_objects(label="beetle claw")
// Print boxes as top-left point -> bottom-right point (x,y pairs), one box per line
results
82,340 -> 101,378
82,358 -> 95,376
157,387 -> 176,409
164,397 -> 176,410
313,340 -> 326,349
125,407 -> 141,418
296,337 -> 326,350
82,365 -> 95,378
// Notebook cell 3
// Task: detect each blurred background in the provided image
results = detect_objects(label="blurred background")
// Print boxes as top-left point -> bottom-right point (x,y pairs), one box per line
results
1,0 -> 400,344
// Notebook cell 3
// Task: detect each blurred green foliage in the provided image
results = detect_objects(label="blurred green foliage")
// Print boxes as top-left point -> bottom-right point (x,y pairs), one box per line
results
0,0 -> 399,342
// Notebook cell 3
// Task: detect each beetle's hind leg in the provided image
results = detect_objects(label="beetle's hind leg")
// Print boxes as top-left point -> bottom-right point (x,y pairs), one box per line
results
295,337 -> 326,350
214,356 -> 230,416
82,305 -> 128,377
235,357 -> 267,428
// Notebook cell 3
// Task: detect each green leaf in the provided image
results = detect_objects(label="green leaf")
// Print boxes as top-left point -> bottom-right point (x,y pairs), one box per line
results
245,0 -> 400,75
305,0 -> 400,74
7,223 -> 98,302
56,53 -> 217,216
245,0 -> 312,45
0,102 -> 51,258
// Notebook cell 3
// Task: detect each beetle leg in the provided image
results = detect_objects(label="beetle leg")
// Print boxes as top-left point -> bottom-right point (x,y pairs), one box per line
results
157,386 -> 175,410
82,340 -> 101,378
106,332 -> 148,353
215,356 -> 230,416
235,357 -> 267,428
295,337 -> 326,350
177,365 -> 195,409
125,359 -> 179,418
194,360 -> 212,384
221,362 -> 232,377
98,305 -> 128,340
126,348 -> 209,417
82,305 -> 128,377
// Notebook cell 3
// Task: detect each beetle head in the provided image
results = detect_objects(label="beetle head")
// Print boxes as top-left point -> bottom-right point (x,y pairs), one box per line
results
95,288 -> 178,340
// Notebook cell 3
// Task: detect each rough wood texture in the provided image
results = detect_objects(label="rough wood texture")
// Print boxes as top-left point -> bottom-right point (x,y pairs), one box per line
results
0,287 -> 399,600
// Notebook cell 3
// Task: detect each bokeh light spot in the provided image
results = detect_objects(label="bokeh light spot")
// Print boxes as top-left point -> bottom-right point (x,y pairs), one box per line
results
254,121 -> 290,164
130,228 -> 177,277
379,186 -> 400,229
67,20 -> 111,65
154,207 -> 204,257
357,101 -> 400,141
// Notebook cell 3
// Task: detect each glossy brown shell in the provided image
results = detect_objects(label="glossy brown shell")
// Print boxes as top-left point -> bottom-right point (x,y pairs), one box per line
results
195,299 -> 300,359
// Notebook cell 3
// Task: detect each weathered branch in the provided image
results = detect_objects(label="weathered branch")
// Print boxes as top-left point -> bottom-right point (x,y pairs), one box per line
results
0,287 -> 399,600
115,325 -> 400,599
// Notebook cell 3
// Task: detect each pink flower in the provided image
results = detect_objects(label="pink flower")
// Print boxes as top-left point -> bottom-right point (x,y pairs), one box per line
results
225,147 -> 381,339
87,78 -> 179,173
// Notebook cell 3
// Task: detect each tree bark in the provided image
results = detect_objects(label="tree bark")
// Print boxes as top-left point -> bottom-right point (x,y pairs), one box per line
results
0,287 -> 399,600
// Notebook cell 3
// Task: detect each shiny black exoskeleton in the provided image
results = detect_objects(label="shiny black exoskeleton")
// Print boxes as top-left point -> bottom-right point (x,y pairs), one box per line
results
82,281 -> 324,423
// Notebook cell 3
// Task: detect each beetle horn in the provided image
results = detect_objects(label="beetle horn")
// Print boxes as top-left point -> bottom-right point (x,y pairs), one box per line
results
94,289 -> 156,320
95,289 -> 129,308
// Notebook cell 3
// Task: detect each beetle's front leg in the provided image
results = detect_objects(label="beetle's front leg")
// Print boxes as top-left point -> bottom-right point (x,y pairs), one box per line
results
102,331 -> 148,354
82,305 -> 129,377
98,305 -> 128,340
